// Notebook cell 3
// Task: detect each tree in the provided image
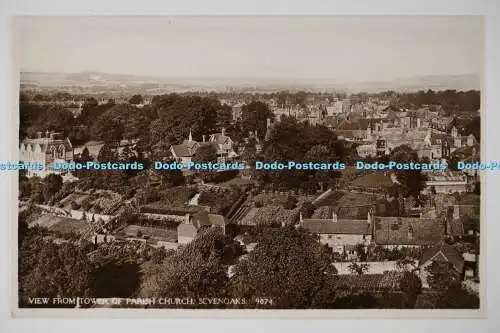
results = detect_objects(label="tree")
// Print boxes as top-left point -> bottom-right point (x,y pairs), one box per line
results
153,95 -> 218,145
300,202 -> 315,219
281,195 -> 298,210
83,97 -> 98,110
192,144 -> 217,164
129,94 -> 144,105
241,101 -> 273,140
399,271 -> 422,308
396,257 -> 416,271
347,261 -> 369,275
230,227 -> 335,308
389,145 -> 427,198
138,228 -> 234,305
26,105 -> 75,139
42,174 -> 63,203
97,143 -> 117,163
90,104 -> 138,143
19,231 -> 96,307
216,104 -> 233,129
436,281 -> 479,308
425,261 -> 460,290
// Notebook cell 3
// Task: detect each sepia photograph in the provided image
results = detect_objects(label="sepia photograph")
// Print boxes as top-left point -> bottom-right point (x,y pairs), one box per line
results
14,15 -> 483,313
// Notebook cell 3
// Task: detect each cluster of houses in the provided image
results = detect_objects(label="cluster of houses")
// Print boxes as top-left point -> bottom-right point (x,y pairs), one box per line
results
298,204 -> 478,289
20,93 -> 481,302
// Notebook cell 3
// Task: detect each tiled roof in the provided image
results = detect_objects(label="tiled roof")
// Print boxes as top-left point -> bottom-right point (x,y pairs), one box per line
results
208,213 -> 227,227
191,211 -> 227,229
170,140 -> 199,158
373,216 -> 444,246
425,171 -> 467,183
300,218 -> 370,235
333,272 -> 402,292
419,243 -> 465,273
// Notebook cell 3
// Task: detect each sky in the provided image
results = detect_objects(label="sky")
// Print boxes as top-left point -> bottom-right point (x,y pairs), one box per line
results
15,16 -> 484,83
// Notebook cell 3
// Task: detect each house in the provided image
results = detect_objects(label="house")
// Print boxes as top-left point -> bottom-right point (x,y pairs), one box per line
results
450,126 -> 477,150
208,128 -> 238,163
445,204 -> 480,236
300,211 -> 372,257
424,171 -> 468,194
177,211 -> 228,244
170,130 -> 200,164
373,216 -> 444,249
418,243 -> 465,288
20,130 -> 74,177
356,143 -> 377,158
73,141 -> 105,161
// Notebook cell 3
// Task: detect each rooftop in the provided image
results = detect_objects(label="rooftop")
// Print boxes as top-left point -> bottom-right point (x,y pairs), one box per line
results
373,216 -> 444,246
300,218 -> 370,235
419,243 -> 465,273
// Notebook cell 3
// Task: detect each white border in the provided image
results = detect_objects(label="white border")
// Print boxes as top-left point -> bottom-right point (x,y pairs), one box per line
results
2,0 -> 500,332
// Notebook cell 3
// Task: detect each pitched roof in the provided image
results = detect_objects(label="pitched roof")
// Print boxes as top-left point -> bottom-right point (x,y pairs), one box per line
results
429,133 -> 448,145
191,211 -> 227,229
373,216 -> 444,246
170,140 -> 199,158
419,243 -> 465,273
177,223 -> 197,238
208,213 -> 227,227
209,133 -> 232,146
425,171 -> 467,183
333,272 -> 402,292
300,218 -> 371,235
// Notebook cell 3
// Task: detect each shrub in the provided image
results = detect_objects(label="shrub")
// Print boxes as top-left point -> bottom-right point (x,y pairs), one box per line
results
70,201 -> 81,210
282,195 -> 298,210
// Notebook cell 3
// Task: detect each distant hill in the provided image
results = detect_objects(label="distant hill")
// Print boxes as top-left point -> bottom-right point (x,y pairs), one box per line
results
20,71 -> 481,93
346,74 -> 481,93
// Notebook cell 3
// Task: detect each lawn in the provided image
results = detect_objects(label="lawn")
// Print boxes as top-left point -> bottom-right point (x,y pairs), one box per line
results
349,172 -> 394,189
32,214 -> 88,235
119,224 -> 177,242
336,192 -> 378,207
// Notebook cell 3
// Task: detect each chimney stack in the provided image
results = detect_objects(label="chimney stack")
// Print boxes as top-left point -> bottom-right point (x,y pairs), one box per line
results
221,128 -> 225,137
202,135 -> 206,143
453,205 -> 460,220
36,131 -> 42,139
